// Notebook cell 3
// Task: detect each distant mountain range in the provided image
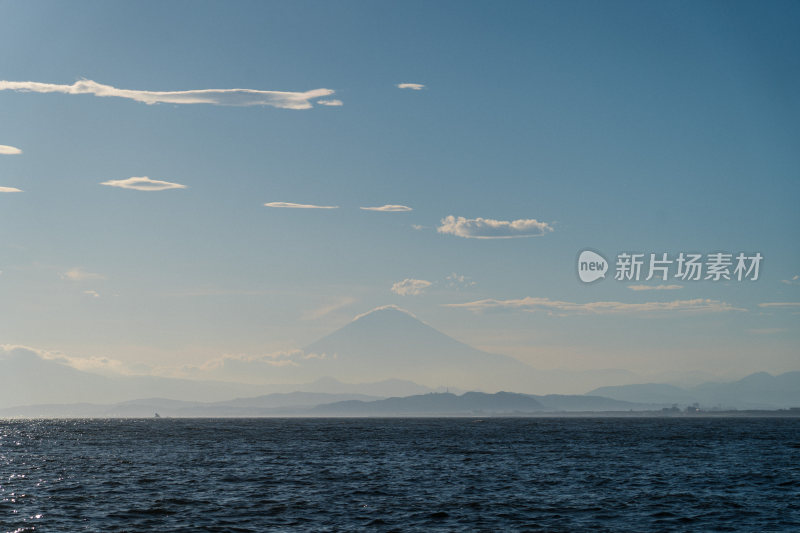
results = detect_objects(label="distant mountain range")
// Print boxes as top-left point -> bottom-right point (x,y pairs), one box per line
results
590,371 -> 800,409
0,390 -> 654,418
0,392 -> 382,418
2,374 -> 798,417
0,307 -> 639,408
0,345 -> 438,408
310,391 -> 649,416
2,306 -> 797,411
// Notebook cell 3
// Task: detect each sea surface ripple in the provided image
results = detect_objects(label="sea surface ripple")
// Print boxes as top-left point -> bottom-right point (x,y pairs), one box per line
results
1,418 -> 799,531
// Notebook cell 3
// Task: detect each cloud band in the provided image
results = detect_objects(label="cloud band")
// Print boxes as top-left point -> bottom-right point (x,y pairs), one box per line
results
0,79 -> 337,110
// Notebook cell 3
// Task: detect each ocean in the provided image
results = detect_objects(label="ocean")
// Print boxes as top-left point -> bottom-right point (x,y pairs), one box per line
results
1,418 -> 798,531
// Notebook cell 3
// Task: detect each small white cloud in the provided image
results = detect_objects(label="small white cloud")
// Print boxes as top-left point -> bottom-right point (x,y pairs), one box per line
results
445,297 -> 744,315
83,290 -> 100,298
101,176 -> 186,191
265,202 -> 339,209
0,145 -> 22,155
438,215 -> 552,239
446,272 -> 476,289
781,275 -> 800,286
758,302 -> 800,308
627,284 -> 683,291
0,186 -> 22,192
397,83 -> 425,90
0,79 -> 336,110
360,204 -> 413,212
391,278 -> 432,296
316,99 -> 343,106
412,224 -> 426,231
61,268 -> 105,281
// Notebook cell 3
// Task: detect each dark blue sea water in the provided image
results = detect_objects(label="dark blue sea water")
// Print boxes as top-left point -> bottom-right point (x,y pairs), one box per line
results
1,418 -> 799,532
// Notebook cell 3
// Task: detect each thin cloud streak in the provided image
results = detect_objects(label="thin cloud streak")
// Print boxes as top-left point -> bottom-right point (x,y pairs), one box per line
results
61,268 -> 105,281
101,176 -> 186,191
0,186 -> 22,192
758,302 -> 800,308
397,83 -> 425,90
0,79 -> 337,110
178,350 -> 336,379
360,204 -> 413,212
316,99 -> 343,106
0,145 -> 22,155
445,297 -> 744,315
438,215 -> 553,239
303,297 -> 357,320
265,202 -> 339,209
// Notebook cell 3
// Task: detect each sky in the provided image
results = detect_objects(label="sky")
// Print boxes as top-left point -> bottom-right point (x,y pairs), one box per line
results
1,0 -> 798,385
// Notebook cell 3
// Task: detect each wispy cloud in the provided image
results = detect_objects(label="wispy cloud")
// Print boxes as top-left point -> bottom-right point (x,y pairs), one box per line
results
445,297 -> 744,315
446,272 -> 476,289
360,204 -> 413,212
391,278 -> 432,296
101,176 -> 186,191
179,350 -> 335,380
781,275 -> 800,286
265,202 -> 338,209
61,267 -> 105,281
397,83 -> 425,90
758,302 -> 800,308
0,145 -> 22,155
0,344 -> 132,376
411,224 -> 426,231
198,352 -> 306,370
438,215 -> 552,239
627,284 -> 683,291
316,99 -> 343,106
0,186 -> 22,193
0,79 -> 337,110
83,290 -> 100,298
303,297 -> 356,321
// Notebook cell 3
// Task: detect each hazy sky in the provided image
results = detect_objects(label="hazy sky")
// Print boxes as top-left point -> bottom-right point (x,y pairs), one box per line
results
1,0 -> 798,382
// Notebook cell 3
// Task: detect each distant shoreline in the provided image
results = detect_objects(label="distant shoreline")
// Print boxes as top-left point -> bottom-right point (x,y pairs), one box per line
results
3,410 -> 800,420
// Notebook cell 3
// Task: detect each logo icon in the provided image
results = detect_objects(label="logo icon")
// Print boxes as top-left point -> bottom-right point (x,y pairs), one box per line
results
578,250 -> 608,283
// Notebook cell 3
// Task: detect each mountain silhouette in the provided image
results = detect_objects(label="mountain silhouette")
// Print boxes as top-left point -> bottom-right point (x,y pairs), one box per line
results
590,371 -> 800,409
303,305 -> 539,391
311,391 -> 546,416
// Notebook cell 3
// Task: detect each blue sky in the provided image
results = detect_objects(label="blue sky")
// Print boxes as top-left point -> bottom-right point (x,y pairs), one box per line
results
1,0 -> 798,383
